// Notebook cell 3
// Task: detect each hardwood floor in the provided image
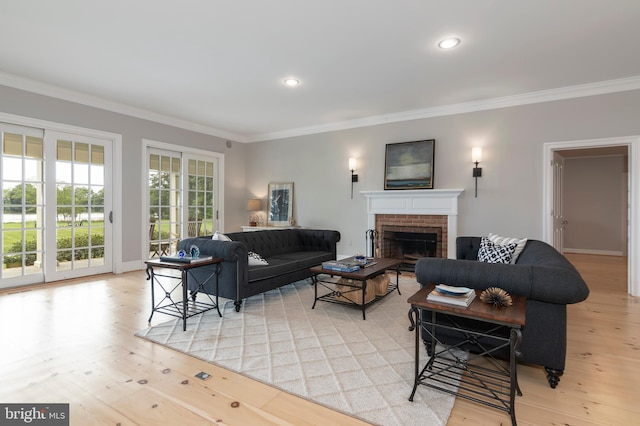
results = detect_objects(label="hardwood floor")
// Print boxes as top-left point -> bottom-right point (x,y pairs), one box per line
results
0,254 -> 638,425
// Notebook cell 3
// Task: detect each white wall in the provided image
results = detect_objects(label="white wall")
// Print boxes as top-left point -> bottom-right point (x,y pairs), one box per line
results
563,155 -> 627,254
245,90 -> 640,256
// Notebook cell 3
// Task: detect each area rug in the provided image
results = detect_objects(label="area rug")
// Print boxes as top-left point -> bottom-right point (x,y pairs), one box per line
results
135,275 -> 457,425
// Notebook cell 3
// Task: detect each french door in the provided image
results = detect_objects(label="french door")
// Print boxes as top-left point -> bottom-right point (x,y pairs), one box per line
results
0,124 -> 112,288
146,147 -> 220,258
44,131 -> 112,281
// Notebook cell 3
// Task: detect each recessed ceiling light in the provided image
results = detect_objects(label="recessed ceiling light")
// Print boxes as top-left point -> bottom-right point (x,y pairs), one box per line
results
283,78 -> 300,87
438,38 -> 461,49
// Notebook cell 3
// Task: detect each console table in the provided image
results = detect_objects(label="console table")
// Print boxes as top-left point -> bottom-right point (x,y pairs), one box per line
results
407,284 -> 526,425
145,257 -> 222,331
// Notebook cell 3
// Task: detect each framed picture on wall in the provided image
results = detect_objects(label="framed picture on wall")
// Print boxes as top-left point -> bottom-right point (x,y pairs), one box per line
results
267,182 -> 294,226
384,139 -> 435,190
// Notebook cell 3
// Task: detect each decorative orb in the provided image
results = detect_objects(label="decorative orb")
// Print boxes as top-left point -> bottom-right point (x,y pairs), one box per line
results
480,287 -> 513,308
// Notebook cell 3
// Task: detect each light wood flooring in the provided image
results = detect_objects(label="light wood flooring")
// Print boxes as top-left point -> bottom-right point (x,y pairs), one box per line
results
0,254 -> 638,425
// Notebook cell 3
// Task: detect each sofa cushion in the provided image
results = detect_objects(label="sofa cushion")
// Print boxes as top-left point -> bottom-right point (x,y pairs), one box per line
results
247,257 -> 298,282
478,237 -> 517,264
488,232 -> 527,263
271,250 -> 333,269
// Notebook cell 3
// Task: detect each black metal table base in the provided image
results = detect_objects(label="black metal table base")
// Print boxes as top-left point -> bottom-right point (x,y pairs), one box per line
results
408,307 -> 523,426
312,268 -> 400,320
146,263 -> 221,331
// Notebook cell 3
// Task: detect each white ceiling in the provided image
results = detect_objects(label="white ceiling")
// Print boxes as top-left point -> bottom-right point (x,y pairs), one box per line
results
1,0 -> 640,143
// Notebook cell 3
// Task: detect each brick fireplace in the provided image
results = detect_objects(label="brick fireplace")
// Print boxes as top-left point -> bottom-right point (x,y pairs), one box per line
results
362,189 -> 464,261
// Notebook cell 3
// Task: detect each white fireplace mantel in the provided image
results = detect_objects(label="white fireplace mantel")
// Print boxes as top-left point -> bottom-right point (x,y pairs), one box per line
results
361,189 -> 464,259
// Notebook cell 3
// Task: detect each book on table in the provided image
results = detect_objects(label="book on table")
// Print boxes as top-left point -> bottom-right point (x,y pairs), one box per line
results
159,255 -> 213,264
321,261 -> 361,272
427,284 -> 476,307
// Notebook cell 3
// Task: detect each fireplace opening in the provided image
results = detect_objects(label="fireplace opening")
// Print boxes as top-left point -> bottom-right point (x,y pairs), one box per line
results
382,229 -> 439,271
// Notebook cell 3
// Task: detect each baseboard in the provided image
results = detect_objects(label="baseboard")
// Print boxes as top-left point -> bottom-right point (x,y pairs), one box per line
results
563,248 -> 624,256
118,260 -> 144,273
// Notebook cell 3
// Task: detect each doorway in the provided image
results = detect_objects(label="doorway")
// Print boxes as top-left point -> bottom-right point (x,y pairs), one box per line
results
543,136 -> 639,297
1,123 -> 115,288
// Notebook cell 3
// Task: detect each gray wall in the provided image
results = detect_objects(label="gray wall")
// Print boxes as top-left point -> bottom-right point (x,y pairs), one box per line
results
246,90 -> 640,256
0,85 -> 247,264
563,155 -> 627,253
2,83 -> 640,266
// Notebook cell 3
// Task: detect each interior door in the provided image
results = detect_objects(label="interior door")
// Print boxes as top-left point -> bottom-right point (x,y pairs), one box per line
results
44,131 -> 112,281
553,152 -> 566,252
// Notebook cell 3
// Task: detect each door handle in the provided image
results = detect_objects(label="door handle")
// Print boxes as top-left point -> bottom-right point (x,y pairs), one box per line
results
109,211 -> 113,223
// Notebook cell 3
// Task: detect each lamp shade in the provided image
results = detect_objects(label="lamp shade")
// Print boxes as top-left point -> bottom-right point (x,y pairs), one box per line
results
247,198 -> 262,211
472,147 -> 482,163
349,157 -> 357,171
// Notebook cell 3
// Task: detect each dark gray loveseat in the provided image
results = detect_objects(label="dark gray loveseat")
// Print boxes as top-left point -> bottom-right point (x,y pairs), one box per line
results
414,236 -> 590,388
178,229 -> 340,312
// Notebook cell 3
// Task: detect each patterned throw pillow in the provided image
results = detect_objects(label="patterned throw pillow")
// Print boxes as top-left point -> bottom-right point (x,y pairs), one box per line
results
248,251 -> 269,266
488,232 -> 528,264
477,237 -> 518,264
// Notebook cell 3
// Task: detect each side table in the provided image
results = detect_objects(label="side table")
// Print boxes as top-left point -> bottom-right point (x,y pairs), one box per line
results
145,257 -> 223,331
407,284 -> 526,426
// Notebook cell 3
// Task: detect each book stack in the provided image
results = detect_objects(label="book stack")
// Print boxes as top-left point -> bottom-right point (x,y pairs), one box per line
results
160,255 -> 213,264
427,284 -> 476,307
321,261 -> 360,272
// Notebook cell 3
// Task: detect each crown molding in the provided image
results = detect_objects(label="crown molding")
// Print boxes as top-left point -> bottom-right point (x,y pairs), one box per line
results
248,76 -> 640,142
2,70 -> 639,144
0,71 -> 246,143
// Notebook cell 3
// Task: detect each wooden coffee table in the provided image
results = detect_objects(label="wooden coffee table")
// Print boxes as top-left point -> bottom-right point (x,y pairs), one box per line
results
310,257 -> 402,320
407,284 -> 526,425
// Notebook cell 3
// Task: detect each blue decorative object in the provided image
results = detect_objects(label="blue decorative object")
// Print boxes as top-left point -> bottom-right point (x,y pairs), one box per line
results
178,249 -> 186,258
190,245 -> 200,259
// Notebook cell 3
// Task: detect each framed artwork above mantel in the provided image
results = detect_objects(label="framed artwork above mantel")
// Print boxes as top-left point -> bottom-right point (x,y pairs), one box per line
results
384,139 -> 435,190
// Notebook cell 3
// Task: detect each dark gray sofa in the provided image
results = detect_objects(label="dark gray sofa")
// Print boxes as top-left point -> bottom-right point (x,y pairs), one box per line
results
414,236 -> 590,388
178,228 -> 340,312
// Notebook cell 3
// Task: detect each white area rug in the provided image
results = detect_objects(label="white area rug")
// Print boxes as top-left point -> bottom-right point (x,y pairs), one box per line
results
135,275 -> 457,425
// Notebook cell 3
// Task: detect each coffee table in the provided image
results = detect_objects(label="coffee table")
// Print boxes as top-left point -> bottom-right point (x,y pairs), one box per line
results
407,284 -> 526,425
310,257 -> 402,320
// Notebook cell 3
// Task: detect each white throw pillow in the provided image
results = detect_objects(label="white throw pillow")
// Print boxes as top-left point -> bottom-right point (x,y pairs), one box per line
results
478,237 -> 517,264
248,251 -> 269,266
487,232 -> 527,264
212,231 -> 231,241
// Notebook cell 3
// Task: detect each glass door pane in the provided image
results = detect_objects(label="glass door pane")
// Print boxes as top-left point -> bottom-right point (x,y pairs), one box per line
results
1,126 -> 45,286
186,158 -> 217,237
148,150 -> 181,257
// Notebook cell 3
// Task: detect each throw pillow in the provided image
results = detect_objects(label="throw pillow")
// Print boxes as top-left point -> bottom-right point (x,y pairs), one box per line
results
477,237 -> 517,264
248,251 -> 269,266
487,232 -> 528,264
212,231 -> 231,241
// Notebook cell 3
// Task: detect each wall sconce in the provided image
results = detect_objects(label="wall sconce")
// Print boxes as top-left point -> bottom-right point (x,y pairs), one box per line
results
247,198 -> 263,226
349,157 -> 359,199
472,147 -> 482,198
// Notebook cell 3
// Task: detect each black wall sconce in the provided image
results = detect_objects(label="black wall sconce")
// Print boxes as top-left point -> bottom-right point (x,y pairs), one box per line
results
349,157 -> 358,199
472,147 -> 482,198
